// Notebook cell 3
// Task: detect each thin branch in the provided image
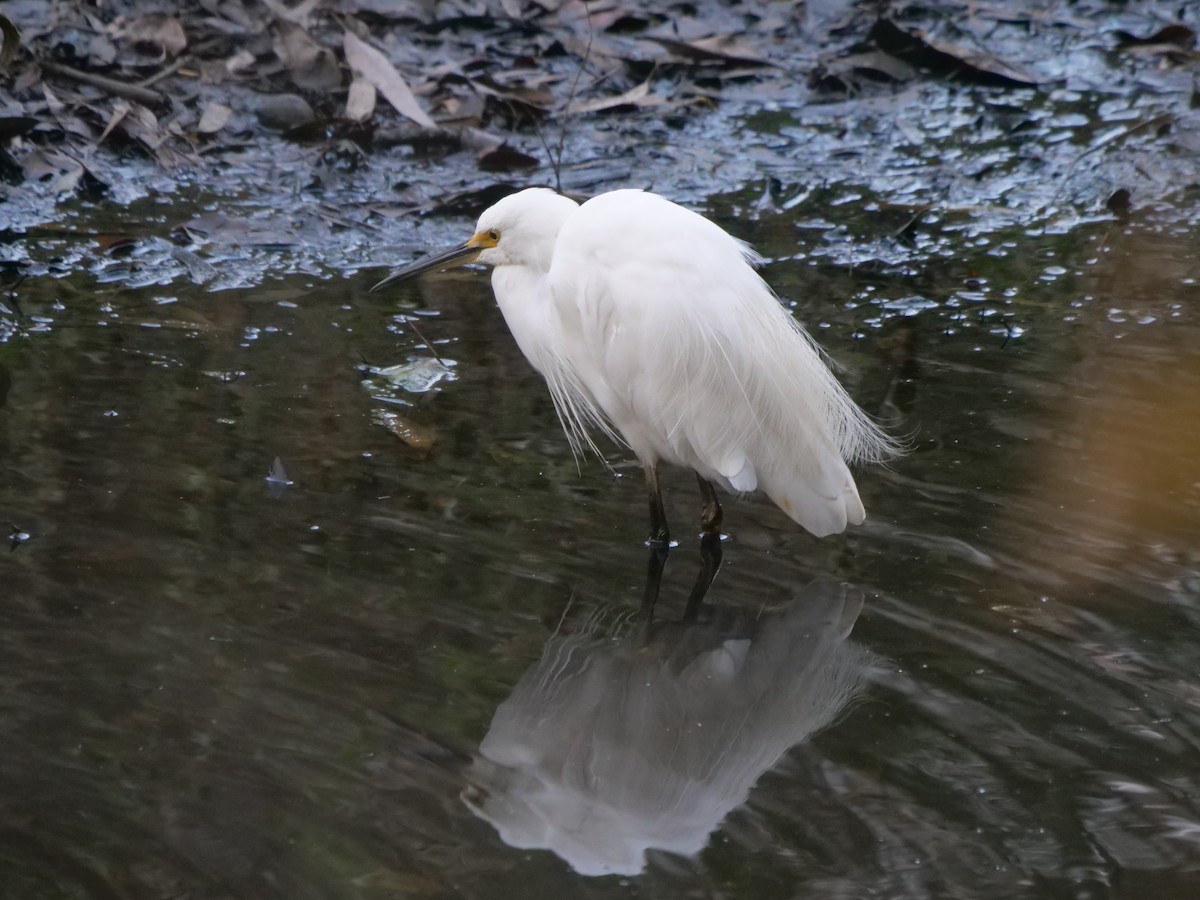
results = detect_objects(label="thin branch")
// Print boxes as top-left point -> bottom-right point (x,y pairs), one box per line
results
548,7 -> 594,193
403,315 -> 448,370
40,60 -> 166,107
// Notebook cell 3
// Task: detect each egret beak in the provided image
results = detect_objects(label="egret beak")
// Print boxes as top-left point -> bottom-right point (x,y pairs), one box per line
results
371,231 -> 496,292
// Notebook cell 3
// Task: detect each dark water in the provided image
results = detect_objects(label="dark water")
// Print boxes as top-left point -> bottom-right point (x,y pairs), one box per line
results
3,202 -> 1199,900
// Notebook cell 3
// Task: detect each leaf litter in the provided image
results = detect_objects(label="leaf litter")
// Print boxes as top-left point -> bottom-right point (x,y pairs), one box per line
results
0,0 -> 1196,296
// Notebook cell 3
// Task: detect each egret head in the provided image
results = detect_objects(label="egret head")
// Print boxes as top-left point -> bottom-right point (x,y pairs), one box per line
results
371,188 -> 579,292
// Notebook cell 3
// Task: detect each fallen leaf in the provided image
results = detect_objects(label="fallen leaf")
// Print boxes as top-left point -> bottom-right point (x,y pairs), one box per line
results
477,142 -> 539,172
374,409 -> 436,451
343,30 -> 435,129
837,50 -> 918,83
427,183 -> 523,217
0,116 -> 37,141
261,0 -> 324,27
362,358 -> 453,393
225,49 -> 256,75
274,21 -> 341,93
256,93 -> 315,131
1113,24 -> 1195,49
345,76 -> 377,122
643,33 -> 770,67
266,455 -> 293,497
176,212 -> 303,247
197,102 -> 231,134
48,163 -> 83,195
1105,188 -> 1132,218
870,18 -> 1038,89
123,14 -> 188,57
86,33 -> 117,67
1,14 -> 21,71
469,73 -> 553,113
567,79 -> 660,114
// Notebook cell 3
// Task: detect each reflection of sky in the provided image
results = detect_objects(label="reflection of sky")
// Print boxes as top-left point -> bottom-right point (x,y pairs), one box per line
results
465,580 -> 867,876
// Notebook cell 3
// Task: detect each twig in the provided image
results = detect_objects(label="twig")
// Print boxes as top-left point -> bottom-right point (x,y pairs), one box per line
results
137,36 -> 228,88
40,60 -> 166,107
534,7 -> 594,193
404,316 -> 448,370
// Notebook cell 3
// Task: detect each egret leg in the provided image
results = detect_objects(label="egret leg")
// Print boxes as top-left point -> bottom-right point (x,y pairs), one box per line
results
641,540 -> 669,618
641,463 -> 671,616
644,463 -> 670,546
697,473 -> 723,536
685,475 -> 724,621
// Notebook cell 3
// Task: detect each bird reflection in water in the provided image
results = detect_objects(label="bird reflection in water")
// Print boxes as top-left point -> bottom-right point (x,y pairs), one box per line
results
463,576 -> 868,877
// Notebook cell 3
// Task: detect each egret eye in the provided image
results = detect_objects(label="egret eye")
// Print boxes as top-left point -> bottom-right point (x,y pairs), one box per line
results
487,229 -> 500,242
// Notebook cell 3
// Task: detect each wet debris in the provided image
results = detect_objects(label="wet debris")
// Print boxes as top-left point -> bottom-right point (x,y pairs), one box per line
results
1113,24 -> 1196,51
360,357 -> 455,394
868,18 -> 1038,89
1105,188 -> 1132,219
10,524 -> 30,551
373,409 -> 437,452
266,456 -> 294,497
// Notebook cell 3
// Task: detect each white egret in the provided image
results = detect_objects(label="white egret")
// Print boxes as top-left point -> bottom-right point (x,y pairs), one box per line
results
372,188 -> 897,555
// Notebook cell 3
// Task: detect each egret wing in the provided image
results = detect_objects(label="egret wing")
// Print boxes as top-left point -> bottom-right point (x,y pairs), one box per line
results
546,191 -> 890,536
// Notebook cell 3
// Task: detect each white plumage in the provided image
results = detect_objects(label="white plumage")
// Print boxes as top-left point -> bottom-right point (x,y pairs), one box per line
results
374,187 -> 897,540
464,581 -> 867,876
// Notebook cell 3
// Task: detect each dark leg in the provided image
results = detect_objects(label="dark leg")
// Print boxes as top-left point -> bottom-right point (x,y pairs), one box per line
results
696,473 -> 723,536
685,475 -> 724,621
645,463 -> 670,546
640,463 -> 672,617
641,539 -> 669,618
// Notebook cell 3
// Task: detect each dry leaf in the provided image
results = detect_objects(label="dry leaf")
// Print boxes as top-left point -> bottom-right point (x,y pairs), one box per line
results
97,101 -> 132,144
644,33 -> 770,66
871,19 -> 1038,88
48,164 -> 84,195
1113,24 -> 1196,49
567,79 -> 658,114
0,14 -> 19,72
256,93 -> 315,130
124,14 -> 188,57
345,76 -> 377,122
225,49 -> 256,75
343,30 -> 435,129
260,0 -> 323,27
274,21 -> 342,93
197,102 -> 231,134
477,143 -> 539,172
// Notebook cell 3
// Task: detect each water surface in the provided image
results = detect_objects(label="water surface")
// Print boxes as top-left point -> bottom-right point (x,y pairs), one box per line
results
3,196 -> 1200,900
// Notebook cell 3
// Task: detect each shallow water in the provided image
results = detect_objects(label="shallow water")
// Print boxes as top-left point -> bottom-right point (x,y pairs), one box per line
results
3,185 -> 1199,898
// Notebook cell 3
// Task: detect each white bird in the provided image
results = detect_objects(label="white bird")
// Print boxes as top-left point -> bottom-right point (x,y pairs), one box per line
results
373,188 -> 897,550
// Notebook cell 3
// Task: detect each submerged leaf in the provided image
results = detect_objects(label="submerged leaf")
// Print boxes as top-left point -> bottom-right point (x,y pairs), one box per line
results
374,409 -> 436,451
